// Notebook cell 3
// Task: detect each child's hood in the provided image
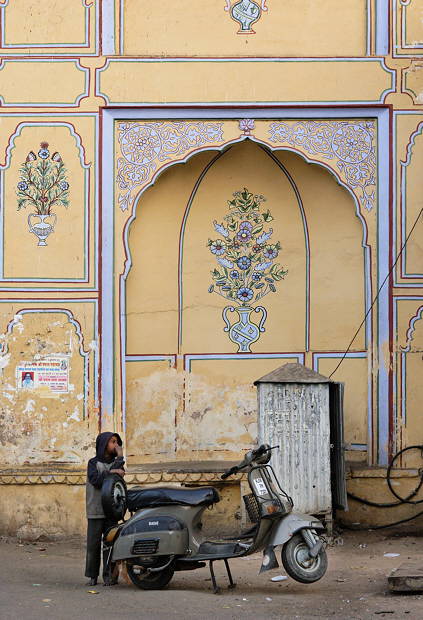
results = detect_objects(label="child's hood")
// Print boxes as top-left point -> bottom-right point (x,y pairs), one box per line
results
95,431 -> 123,461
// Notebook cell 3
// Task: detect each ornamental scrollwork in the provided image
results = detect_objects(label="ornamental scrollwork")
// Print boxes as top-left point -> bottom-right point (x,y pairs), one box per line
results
268,121 -> 376,211
117,121 -> 225,211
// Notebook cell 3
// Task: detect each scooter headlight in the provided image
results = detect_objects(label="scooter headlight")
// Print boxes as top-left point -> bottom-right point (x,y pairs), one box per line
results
262,499 -> 283,516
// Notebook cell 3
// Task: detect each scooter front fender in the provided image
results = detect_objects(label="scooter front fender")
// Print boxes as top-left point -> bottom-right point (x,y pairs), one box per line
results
267,512 -> 325,548
259,513 -> 325,573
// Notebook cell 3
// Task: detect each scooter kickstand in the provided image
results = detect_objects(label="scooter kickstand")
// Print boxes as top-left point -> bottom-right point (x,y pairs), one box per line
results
224,559 -> 236,590
209,560 -> 220,594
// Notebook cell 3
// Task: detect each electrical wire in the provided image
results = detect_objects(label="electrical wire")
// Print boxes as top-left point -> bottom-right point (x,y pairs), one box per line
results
342,445 -> 423,530
329,206 -> 423,379
348,445 -> 423,508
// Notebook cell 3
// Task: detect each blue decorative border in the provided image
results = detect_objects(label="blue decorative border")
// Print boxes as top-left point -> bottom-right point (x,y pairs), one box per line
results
102,106 -> 391,464
0,60 -> 89,107
0,299 -> 98,415
0,113 -> 98,291
0,0 -> 99,56
96,58 -> 396,107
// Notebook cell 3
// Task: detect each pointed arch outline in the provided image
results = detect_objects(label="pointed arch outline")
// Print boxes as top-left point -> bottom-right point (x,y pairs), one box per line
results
121,135 -> 372,438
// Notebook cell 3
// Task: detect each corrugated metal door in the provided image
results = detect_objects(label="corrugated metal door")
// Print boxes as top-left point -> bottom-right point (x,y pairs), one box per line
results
258,382 -> 332,514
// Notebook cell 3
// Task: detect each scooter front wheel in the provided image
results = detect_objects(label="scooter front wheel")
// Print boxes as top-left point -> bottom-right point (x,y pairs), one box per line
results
126,560 -> 174,590
281,534 -> 327,584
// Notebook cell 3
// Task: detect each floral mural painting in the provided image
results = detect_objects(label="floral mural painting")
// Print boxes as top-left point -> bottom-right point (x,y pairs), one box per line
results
16,142 -> 69,246
208,188 -> 287,352
224,0 -> 268,34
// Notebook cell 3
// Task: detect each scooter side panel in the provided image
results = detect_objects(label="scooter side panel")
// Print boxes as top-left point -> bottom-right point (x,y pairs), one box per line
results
112,513 -> 189,561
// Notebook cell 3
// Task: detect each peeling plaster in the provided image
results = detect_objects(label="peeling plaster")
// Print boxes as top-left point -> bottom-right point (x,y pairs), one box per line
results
0,312 -> 95,465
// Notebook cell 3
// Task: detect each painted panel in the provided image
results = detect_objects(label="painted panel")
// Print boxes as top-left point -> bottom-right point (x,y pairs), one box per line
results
394,112 -> 423,286
97,59 -> 395,106
0,60 -> 89,107
126,150 -> 218,355
316,356 -> 369,451
180,357 -> 300,457
277,150 -> 367,351
125,360 -> 178,464
403,61 -> 423,104
122,0 -> 368,57
0,302 -> 98,466
182,142 -> 307,354
0,0 -> 98,56
0,118 -> 96,285
394,298 -> 423,465
393,0 -> 423,57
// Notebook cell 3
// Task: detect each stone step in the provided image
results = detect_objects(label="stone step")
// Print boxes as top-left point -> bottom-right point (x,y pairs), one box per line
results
388,562 -> 423,592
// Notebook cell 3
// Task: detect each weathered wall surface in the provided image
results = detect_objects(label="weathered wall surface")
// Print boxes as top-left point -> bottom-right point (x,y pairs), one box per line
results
0,1 -> 422,536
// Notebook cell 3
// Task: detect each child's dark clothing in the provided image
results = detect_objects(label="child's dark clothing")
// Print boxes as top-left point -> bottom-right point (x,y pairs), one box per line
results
85,432 -> 124,582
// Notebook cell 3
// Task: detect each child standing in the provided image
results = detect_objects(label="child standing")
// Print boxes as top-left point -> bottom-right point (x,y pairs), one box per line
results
85,432 -> 125,586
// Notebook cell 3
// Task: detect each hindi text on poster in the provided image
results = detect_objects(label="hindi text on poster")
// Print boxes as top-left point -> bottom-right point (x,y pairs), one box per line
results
17,357 -> 70,393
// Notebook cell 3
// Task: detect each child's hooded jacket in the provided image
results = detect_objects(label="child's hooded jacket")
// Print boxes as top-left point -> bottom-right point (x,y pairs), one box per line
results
86,432 -> 124,519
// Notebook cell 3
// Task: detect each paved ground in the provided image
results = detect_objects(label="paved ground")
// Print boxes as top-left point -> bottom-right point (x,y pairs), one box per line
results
0,530 -> 422,620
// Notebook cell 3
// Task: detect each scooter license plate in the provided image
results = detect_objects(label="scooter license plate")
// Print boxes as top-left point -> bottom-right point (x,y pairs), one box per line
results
253,477 -> 268,496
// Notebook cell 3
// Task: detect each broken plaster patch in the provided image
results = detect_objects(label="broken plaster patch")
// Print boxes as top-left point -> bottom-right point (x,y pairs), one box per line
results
23,399 -> 36,414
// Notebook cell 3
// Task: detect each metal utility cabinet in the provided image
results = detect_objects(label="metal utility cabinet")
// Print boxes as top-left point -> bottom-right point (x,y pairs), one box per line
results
255,363 -> 347,522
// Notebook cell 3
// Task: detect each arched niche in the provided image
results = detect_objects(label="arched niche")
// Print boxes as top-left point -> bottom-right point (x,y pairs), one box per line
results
124,140 -> 369,462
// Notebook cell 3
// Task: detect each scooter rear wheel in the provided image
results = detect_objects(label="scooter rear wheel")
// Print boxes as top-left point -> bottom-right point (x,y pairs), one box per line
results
126,560 -> 174,590
281,533 -> 327,583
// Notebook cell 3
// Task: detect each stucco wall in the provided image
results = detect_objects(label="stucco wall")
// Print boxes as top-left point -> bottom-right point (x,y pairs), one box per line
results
0,1 -> 422,535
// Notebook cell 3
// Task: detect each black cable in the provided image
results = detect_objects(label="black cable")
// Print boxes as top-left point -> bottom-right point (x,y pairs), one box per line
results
347,445 -> 423,508
342,445 -> 423,529
386,445 -> 423,504
341,508 -> 423,531
329,206 -> 423,379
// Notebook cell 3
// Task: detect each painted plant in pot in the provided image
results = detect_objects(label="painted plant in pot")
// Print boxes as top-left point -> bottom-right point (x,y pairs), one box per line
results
208,188 -> 287,352
16,142 -> 69,246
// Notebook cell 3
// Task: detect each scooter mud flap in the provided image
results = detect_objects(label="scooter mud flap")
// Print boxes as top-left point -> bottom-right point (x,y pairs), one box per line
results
259,546 -> 279,573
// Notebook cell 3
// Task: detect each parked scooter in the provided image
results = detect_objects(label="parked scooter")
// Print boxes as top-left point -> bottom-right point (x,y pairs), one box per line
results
101,444 -> 328,593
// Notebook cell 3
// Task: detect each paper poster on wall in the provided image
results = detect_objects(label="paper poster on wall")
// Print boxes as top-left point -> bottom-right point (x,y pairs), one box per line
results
16,357 -> 70,393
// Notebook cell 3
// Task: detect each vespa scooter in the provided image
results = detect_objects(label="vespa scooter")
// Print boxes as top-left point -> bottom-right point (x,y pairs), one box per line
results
101,444 -> 328,593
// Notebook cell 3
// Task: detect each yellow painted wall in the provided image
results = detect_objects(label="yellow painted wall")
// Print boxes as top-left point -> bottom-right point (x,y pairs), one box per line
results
0,1 -> 422,536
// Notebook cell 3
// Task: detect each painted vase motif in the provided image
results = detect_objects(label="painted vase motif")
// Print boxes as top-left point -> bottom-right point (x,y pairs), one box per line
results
28,213 -> 57,246
16,142 -> 69,246
223,305 -> 267,353
208,189 -> 287,353
231,0 -> 261,33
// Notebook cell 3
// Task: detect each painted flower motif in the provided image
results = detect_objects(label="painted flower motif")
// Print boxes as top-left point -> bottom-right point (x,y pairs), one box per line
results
252,272 -> 262,281
230,270 -> 240,279
38,147 -> 50,159
239,119 -> 255,133
210,240 -> 226,255
237,256 -> 251,270
252,243 -> 263,253
59,181 -> 69,191
263,245 -> 278,259
52,152 -> 62,162
17,181 -> 28,191
26,152 -> 36,162
237,220 -> 253,243
237,287 -> 254,303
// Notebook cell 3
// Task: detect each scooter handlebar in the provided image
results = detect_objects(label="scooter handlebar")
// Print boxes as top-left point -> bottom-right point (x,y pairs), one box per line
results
220,445 -> 279,479
221,466 -> 238,480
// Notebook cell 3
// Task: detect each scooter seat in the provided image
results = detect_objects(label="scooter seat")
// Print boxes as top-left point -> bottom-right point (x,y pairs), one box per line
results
127,486 -> 220,511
